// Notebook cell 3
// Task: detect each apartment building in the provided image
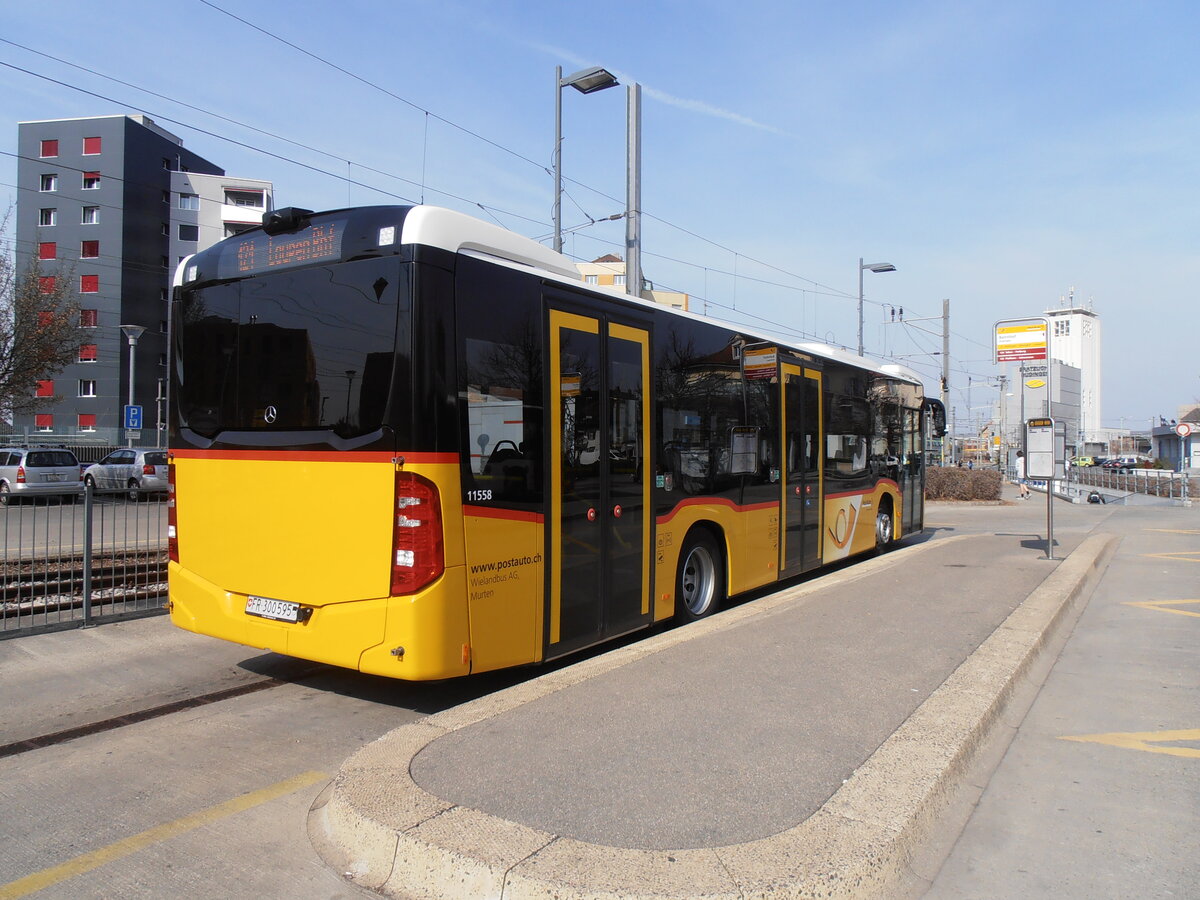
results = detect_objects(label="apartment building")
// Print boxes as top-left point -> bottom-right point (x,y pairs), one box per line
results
14,114 -> 272,444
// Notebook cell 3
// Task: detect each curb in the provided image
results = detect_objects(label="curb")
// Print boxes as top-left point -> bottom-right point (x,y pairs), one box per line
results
309,533 -> 1117,899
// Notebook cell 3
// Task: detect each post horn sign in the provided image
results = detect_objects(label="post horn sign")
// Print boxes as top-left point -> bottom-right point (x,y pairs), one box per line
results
994,318 -> 1048,363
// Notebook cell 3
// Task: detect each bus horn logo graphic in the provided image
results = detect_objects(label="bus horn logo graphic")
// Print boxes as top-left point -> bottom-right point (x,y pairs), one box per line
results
264,405 -> 277,424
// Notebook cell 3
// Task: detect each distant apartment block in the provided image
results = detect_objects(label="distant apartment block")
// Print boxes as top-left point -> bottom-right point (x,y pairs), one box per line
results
14,114 -> 272,443
576,254 -> 689,311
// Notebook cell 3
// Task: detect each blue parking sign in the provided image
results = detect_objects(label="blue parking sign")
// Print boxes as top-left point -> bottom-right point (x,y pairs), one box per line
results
124,405 -> 143,429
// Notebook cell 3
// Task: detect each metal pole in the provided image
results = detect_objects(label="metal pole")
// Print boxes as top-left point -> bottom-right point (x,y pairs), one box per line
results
626,82 -> 642,299
553,66 -> 563,254
82,479 -> 94,626
857,259 -> 865,356
126,337 -> 137,447
941,299 -> 950,464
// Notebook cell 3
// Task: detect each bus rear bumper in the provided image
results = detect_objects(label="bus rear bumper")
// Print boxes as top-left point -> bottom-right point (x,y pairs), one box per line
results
168,562 -> 471,680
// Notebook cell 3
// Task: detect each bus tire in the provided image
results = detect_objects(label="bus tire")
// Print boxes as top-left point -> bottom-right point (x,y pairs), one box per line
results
875,498 -> 894,551
675,530 -> 724,623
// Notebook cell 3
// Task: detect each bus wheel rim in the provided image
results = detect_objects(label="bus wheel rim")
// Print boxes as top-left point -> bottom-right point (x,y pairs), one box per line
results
877,510 -> 892,546
682,545 -> 715,615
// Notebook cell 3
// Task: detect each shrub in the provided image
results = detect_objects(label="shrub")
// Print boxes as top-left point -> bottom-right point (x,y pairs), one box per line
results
926,466 -> 1003,501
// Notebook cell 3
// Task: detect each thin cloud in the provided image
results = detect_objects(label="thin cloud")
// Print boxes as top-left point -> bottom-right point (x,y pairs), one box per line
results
525,40 -> 786,136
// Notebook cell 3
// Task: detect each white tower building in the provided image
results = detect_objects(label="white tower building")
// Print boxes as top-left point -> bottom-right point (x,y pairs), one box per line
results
1044,288 -> 1102,442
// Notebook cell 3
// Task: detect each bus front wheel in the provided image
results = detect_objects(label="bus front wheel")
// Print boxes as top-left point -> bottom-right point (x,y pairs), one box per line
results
675,531 -> 725,623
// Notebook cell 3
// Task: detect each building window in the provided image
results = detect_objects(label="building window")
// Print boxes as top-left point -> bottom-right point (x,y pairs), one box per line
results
82,136 -> 102,155
37,311 -> 54,327
39,208 -> 57,226
160,320 -> 169,333
224,189 -> 264,208
160,288 -> 169,301
179,193 -> 200,210
79,380 -> 97,398
82,171 -> 101,190
78,414 -> 97,432
35,414 -> 53,432
161,222 -> 170,236
38,242 -> 56,260
584,274 -> 599,284
224,223 -> 255,237
158,354 -> 168,367
162,190 -> 170,204
35,380 -> 54,398
80,275 -> 99,294
39,276 -> 56,294
40,139 -> 58,158
80,308 -> 98,327
161,256 -> 170,269
80,240 -> 99,259
1054,320 -> 1071,337
79,344 -> 98,363
40,174 -> 57,192
82,206 -> 100,225
613,274 -> 626,286
178,223 -> 199,242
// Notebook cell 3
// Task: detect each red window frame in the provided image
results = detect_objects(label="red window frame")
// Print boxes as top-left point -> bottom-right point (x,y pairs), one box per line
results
80,309 -> 99,327
35,414 -> 53,429
37,311 -> 54,327
82,171 -> 101,189
40,139 -> 59,158
36,380 -> 54,398
83,136 -> 102,155
39,276 -> 57,294
78,344 -> 98,362
80,275 -> 99,293
80,241 -> 99,259
38,242 -> 56,260
78,414 -> 97,430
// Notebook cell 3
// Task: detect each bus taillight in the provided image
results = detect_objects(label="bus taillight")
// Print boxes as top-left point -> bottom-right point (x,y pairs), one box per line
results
167,463 -> 178,563
391,471 -> 444,595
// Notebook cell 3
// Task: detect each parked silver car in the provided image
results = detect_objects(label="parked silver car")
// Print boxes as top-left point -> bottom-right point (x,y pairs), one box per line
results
0,448 -> 85,505
83,449 -> 169,501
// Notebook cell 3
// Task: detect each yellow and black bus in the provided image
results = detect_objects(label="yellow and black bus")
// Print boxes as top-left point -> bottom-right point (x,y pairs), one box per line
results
167,205 -> 945,680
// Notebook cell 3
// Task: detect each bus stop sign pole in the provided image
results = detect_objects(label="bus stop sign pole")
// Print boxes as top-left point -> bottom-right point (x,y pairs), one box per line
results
1026,417 -> 1065,560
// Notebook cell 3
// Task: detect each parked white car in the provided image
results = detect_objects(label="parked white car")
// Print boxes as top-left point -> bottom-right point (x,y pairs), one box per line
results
0,448 -> 84,505
83,450 -> 169,500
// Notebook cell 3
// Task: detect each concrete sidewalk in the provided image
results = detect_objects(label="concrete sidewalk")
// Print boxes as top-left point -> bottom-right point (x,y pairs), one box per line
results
309,502 -> 1119,899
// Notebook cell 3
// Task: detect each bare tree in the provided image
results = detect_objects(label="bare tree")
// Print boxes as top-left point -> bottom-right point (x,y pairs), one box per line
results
0,209 -> 84,419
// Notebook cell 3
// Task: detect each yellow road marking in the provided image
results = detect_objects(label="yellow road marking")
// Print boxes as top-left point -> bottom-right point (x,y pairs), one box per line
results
1142,551 -> 1200,563
1059,729 -> 1200,759
0,770 -> 327,900
1144,529 -> 1200,535
1123,599 -> 1200,618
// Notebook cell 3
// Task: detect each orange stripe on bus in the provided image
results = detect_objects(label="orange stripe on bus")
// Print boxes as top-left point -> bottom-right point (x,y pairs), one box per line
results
464,505 -> 544,523
169,449 -> 459,464
656,497 -> 779,524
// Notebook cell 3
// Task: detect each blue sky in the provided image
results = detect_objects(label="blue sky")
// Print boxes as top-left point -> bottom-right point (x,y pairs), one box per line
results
2,0 -> 1197,433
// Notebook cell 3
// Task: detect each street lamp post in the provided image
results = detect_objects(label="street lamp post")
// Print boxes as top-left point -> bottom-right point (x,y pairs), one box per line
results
857,258 -> 896,356
553,65 -> 619,254
119,324 -> 145,447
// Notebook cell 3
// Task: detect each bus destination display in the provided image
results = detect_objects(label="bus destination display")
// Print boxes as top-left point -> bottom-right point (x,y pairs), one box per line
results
217,219 -> 345,278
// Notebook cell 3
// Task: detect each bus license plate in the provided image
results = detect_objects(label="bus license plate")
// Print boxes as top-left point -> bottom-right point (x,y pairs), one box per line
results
245,595 -> 300,623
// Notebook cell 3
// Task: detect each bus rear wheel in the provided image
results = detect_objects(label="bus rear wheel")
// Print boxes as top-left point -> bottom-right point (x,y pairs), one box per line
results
875,503 -> 894,551
675,531 -> 724,623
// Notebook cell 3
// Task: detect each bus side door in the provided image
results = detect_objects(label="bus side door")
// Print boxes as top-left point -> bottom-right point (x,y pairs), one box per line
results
547,304 -> 652,657
781,363 -> 823,575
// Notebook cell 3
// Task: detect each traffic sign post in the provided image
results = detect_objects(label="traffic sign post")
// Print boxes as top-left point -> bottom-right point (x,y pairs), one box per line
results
1026,417 -> 1066,560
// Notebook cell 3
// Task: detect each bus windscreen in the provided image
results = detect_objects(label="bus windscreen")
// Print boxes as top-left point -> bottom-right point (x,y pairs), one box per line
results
176,257 -> 405,441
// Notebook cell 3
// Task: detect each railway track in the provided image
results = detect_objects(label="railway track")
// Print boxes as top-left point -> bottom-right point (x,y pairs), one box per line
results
0,550 -> 168,606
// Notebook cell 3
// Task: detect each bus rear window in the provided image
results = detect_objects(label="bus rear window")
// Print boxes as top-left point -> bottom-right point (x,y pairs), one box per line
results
176,258 -> 405,440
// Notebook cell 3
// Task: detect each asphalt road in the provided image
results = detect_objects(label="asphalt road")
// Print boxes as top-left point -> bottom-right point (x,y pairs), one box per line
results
0,496 -> 1194,899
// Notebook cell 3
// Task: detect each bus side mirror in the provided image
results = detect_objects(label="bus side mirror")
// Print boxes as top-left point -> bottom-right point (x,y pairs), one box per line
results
925,398 -> 947,438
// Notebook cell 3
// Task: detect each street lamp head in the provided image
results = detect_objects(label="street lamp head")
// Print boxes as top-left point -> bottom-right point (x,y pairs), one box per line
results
560,66 -> 619,94
119,324 -> 146,344
862,262 -> 896,274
